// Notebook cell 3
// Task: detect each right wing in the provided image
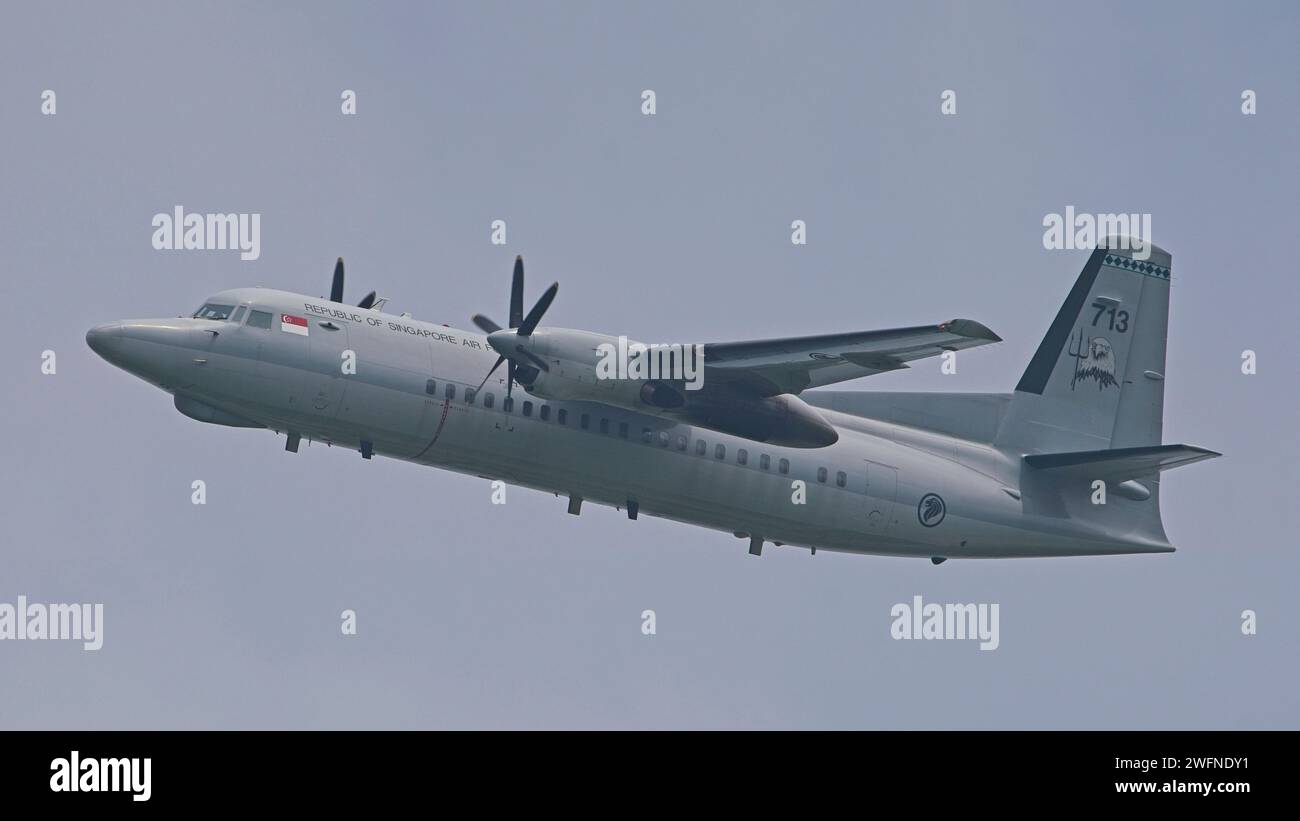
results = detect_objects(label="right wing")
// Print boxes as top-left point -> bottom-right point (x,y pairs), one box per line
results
701,319 -> 1001,396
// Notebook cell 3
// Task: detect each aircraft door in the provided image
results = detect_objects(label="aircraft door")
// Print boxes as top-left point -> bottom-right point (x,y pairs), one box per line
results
864,461 -> 899,533
304,318 -> 352,420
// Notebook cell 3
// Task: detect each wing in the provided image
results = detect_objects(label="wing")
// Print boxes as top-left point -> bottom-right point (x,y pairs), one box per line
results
702,319 -> 1001,395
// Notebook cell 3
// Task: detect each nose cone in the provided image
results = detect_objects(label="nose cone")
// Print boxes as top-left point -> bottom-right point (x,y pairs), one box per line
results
86,322 -> 124,362
87,318 -> 194,387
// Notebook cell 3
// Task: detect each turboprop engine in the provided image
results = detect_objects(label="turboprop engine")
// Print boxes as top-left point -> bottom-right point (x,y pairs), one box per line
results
503,329 -> 837,447
470,257 -> 838,448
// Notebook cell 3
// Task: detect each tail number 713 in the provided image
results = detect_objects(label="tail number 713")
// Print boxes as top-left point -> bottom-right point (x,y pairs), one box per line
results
1091,301 -> 1129,332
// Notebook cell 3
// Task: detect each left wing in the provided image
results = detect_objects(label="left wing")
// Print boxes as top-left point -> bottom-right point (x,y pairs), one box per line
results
702,319 -> 1001,395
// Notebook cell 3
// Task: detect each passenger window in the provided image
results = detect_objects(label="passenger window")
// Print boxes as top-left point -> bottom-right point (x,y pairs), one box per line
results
641,427 -> 653,444
760,454 -> 770,470
599,418 -> 609,434
230,306 -> 247,323
676,435 -> 687,451
817,467 -> 828,483
836,471 -> 847,488
425,379 -> 437,395
695,439 -> 706,456
503,397 -> 514,413
465,388 -> 476,405
484,393 -> 494,409
558,408 -> 567,425
523,401 -> 533,417
714,444 -> 725,460
445,383 -> 456,400
779,458 -> 789,475
247,309 -> 273,330
580,413 -> 590,430
618,422 -> 628,439
737,449 -> 748,465
540,405 -> 550,421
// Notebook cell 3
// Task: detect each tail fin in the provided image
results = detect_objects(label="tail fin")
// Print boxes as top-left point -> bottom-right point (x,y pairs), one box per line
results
996,238 -> 1172,453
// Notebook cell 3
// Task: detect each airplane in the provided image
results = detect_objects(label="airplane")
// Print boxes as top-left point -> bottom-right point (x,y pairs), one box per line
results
86,237 -> 1218,562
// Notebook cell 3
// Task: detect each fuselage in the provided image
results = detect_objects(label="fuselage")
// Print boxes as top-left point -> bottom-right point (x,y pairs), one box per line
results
86,287 -> 1171,559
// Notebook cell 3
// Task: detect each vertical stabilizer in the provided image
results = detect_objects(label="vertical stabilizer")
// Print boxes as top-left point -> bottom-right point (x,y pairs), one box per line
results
997,239 -> 1171,453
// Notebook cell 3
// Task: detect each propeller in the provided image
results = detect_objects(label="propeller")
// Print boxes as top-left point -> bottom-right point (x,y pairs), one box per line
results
472,255 -> 558,397
329,257 -> 378,309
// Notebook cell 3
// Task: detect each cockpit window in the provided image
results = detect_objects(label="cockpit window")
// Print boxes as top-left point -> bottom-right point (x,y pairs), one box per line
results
193,303 -> 235,320
230,305 -> 247,323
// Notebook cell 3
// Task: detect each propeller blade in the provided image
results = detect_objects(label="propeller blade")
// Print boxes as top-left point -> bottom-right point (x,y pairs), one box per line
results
330,257 -> 345,302
516,282 -> 558,337
475,355 -> 506,393
509,256 -> 524,329
357,291 -> 377,310
472,314 -> 502,334
515,346 -> 550,372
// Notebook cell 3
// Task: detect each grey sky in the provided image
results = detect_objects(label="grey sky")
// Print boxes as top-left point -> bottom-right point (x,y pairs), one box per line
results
1,1 -> 1296,728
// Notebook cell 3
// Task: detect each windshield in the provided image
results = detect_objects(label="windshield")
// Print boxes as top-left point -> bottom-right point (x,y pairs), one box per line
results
192,303 -> 235,320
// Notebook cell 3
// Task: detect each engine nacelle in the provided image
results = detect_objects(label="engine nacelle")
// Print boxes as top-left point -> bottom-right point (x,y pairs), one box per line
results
513,328 -> 644,406
639,380 -> 686,409
689,393 -> 838,448
512,328 -> 837,447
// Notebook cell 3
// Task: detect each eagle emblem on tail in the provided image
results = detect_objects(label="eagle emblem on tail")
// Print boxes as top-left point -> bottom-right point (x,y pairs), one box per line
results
1067,329 -> 1117,391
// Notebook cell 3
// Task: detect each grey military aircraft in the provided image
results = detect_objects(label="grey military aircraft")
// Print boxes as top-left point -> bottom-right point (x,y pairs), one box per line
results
87,237 -> 1217,561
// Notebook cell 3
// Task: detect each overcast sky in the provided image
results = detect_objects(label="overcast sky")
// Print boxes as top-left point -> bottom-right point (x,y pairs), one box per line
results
1,0 -> 1296,728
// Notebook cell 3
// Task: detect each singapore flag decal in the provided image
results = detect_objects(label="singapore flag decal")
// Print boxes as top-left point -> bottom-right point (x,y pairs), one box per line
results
280,313 -> 309,336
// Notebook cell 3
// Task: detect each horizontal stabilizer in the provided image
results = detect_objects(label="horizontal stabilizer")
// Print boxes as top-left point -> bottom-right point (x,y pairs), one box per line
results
1024,444 -> 1220,481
